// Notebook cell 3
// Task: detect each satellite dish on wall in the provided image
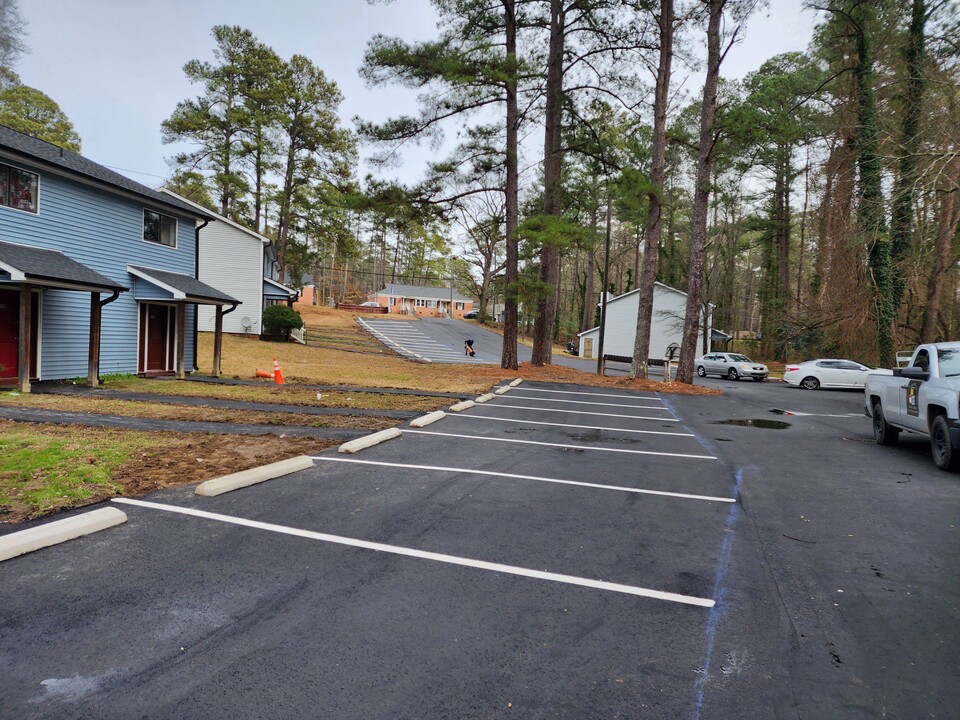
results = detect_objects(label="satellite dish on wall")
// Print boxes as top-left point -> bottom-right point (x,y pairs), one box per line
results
241,316 -> 253,336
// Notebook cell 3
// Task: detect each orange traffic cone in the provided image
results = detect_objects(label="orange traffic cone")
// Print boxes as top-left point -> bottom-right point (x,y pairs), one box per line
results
273,357 -> 285,385
255,369 -> 272,379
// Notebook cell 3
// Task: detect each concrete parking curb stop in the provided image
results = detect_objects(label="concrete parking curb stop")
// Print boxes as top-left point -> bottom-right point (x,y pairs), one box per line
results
195,456 -> 315,497
0,507 -> 128,563
509,378 -> 523,386
475,393 -> 496,403
494,386 -> 511,395
338,427 -> 403,454
410,411 -> 446,428
449,400 -> 475,412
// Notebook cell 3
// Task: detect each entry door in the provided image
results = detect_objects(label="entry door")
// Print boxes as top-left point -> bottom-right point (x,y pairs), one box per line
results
0,289 -> 39,382
139,303 -> 176,373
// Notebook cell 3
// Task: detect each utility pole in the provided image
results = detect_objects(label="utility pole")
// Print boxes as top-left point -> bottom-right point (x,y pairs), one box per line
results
596,192 -> 612,376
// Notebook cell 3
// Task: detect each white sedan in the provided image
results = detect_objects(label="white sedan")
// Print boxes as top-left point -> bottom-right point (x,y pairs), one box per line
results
783,359 -> 893,390
695,353 -> 769,381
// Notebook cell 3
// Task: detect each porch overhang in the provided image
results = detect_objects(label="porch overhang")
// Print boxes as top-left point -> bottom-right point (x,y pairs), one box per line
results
263,276 -> 297,301
127,265 -> 239,306
0,240 -> 127,293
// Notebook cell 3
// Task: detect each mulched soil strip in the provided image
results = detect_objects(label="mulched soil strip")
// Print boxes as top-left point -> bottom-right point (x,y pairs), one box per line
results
32,384 -> 418,419
176,375 -> 471,399
0,407 -> 368,439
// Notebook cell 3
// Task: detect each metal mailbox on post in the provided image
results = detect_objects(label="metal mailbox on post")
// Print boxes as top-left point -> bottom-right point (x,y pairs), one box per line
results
664,343 -> 680,382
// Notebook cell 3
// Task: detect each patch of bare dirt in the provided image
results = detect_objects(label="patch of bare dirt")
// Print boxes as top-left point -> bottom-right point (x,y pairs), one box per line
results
113,433 -> 337,497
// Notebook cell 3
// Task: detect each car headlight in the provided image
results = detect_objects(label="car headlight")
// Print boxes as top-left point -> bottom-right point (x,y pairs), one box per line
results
739,363 -> 752,369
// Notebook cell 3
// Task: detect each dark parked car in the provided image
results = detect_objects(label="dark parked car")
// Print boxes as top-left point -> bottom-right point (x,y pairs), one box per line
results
463,310 -> 479,319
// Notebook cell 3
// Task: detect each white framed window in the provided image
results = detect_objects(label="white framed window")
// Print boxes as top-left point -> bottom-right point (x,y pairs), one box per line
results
415,298 -> 436,308
143,209 -> 177,248
455,302 -> 464,310
0,163 -> 39,214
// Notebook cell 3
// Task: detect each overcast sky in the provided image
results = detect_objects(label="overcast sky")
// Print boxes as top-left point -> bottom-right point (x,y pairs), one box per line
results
15,0 -> 819,189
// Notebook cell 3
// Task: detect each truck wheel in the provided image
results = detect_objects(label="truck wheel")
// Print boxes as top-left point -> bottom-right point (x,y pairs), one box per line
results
801,376 -> 820,390
930,415 -> 960,472
873,402 -> 900,446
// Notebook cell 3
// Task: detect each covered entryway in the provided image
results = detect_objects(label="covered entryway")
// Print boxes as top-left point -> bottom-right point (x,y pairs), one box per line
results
0,288 -> 39,384
138,303 -> 177,374
127,265 -> 239,378
0,241 -> 126,392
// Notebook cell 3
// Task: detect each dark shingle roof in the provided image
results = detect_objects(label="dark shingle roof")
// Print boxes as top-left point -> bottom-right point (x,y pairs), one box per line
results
0,125 -> 213,220
0,240 -> 127,291
129,265 -> 238,305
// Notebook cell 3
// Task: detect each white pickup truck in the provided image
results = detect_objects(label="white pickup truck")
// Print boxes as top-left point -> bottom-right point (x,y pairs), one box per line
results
864,342 -> 960,472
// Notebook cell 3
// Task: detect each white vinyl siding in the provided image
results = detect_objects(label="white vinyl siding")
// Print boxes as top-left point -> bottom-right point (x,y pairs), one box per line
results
197,219 -> 264,334
577,284 -> 710,360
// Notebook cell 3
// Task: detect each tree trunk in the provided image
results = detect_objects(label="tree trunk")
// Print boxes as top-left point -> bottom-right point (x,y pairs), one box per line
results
500,0 -> 519,370
852,2 -> 892,365
631,0 -> 674,379
677,0 -> 724,384
531,0 -> 565,366
920,183 -> 959,342
889,0 -> 927,341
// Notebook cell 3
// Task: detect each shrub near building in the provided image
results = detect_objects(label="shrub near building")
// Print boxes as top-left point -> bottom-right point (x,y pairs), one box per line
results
262,305 -> 303,342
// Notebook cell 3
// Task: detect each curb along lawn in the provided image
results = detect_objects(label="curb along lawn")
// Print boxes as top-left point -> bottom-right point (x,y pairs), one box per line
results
1,308 -> 719,523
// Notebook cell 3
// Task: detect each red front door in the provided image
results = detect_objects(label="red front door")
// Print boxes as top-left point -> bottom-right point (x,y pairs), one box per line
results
139,303 -> 175,373
0,289 -> 39,384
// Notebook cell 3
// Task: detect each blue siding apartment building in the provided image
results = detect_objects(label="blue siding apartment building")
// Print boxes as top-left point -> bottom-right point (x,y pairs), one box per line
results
0,125 -> 238,391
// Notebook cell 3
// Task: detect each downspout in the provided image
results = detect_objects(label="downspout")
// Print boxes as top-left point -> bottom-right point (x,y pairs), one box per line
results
193,218 -> 210,372
100,289 -> 121,309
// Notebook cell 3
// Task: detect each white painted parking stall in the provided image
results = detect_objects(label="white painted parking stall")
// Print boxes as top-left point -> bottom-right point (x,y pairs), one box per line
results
358,318 -> 480,363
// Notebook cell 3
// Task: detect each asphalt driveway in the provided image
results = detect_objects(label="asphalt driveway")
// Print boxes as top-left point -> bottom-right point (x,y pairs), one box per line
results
1,377 -> 955,719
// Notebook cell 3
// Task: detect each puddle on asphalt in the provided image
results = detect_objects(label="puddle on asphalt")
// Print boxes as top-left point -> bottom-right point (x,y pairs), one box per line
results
711,419 -> 791,429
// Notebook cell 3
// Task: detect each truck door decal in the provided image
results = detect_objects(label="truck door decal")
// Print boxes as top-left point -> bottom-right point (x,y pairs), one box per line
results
905,380 -> 921,417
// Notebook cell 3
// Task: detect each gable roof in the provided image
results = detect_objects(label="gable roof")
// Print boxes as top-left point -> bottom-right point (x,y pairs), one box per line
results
0,125 -> 213,221
159,190 -> 269,244
375,283 -> 472,303
128,265 -> 238,305
576,281 -> 714,337
0,239 -> 127,292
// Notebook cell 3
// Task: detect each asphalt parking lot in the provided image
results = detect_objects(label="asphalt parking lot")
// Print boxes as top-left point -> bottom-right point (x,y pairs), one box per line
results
1,377 -> 956,719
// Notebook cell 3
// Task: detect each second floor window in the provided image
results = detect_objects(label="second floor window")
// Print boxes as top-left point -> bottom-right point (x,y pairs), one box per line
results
143,209 -> 177,247
0,163 -> 39,214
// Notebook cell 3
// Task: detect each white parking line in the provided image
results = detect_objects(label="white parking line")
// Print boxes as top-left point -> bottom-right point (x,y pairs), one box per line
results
111,498 -> 714,607
311,457 -> 735,503
403,430 -> 717,460
452,415 -> 692,437
494,395 -> 672,411
505,387 -> 662,401
469,404 -> 679,422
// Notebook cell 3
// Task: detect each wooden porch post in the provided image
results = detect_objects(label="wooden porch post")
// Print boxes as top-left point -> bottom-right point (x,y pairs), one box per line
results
87,292 -> 102,387
18,284 -> 31,393
212,305 -> 223,377
175,303 -> 186,379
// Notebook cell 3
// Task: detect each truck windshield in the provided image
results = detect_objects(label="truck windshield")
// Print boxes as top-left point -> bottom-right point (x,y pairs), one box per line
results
938,348 -> 960,377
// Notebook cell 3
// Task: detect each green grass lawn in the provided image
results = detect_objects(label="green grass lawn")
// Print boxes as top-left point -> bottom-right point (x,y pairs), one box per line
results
0,424 -> 155,521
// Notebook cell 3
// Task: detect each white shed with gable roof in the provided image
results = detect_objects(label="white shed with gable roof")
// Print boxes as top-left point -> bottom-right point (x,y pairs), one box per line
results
577,282 -> 712,361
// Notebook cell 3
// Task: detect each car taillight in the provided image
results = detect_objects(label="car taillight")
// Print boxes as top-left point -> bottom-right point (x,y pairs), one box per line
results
786,365 -> 800,372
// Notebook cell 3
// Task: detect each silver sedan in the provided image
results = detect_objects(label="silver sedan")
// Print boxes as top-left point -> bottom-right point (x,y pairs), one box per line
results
695,353 -> 769,381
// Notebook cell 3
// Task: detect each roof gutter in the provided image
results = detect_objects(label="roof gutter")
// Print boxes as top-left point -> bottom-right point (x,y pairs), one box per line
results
193,218 -> 210,372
